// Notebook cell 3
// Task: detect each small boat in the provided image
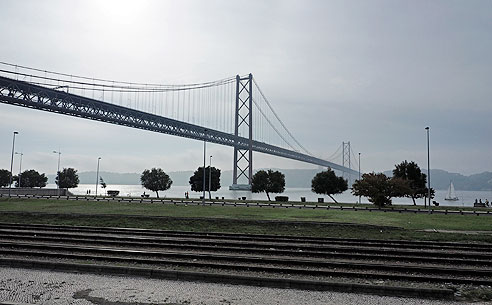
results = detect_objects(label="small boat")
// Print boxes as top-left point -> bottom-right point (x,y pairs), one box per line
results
444,181 -> 459,201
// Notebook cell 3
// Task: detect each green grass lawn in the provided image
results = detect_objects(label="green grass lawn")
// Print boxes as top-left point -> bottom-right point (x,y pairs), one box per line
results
1,198 -> 491,242
129,196 -> 492,212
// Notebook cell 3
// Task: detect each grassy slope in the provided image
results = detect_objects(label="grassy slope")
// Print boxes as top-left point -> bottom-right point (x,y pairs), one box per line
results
1,199 -> 491,230
0,198 -> 491,242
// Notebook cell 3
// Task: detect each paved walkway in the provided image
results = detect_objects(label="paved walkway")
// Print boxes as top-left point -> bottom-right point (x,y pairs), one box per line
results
420,229 -> 492,235
0,267 -> 486,305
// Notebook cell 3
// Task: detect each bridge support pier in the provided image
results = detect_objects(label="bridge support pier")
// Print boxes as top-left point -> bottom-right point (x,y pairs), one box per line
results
342,141 -> 352,185
230,74 -> 253,191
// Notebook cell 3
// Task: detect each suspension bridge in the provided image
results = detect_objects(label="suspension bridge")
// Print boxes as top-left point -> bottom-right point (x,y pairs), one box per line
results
0,62 -> 360,190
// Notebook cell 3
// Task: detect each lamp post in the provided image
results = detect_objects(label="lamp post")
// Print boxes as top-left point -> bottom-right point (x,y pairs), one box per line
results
8,131 -> 19,198
358,152 -> 361,204
15,152 -> 23,188
425,127 -> 431,211
209,155 -> 212,200
95,157 -> 101,197
53,150 -> 61,196
202,129 -> 207,205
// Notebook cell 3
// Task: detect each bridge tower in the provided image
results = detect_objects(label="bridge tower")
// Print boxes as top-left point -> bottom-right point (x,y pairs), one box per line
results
342,141 -> 352,185
230,74 -> 253,190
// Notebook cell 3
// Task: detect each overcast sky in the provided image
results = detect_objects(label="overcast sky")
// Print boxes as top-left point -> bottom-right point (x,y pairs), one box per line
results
1,0 -> 491,178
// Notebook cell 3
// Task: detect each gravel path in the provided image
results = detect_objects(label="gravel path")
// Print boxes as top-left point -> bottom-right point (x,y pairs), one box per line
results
0,267 -> 486,305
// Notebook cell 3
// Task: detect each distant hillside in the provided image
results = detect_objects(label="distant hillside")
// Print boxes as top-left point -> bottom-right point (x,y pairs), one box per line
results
50,169 -> 492,191
383,169 -> 492,191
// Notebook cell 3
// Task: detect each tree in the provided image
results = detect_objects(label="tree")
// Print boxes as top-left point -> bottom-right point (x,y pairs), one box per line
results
352,172 -> 397,208
15,169 -> 48,188
189,166 -> 221,199
311,168 -> 348,203
251,169 -> 285,201
392,160 -> 428,205
391,177 -> 413,200
56,168 -> 79,189
100,177 -> 107,195
99,177 -> 107,188
423,187 -> 436,205
0,169 -> 10,187
140,168 -> 172,198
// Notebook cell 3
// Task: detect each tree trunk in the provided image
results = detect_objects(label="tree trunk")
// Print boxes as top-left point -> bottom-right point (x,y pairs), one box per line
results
328,195 -> 338,204
266,192 -> 271,201
412,196 -> 416,205
208,190 -> 211,200
156,191 -> 159,198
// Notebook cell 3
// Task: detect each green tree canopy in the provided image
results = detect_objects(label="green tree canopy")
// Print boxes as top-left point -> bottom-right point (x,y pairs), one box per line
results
99,177 -> 107,189
392,160 -> 428,205
352,172 -> 399,208
56,168 -> 79,189
251,169 -> 285,201
423,187 -> 436,205
0,169 -> 11,187
140,168 -> 172,198
189,166 -> 221,199
15,169 -> 48,188
311,168 -> 348,203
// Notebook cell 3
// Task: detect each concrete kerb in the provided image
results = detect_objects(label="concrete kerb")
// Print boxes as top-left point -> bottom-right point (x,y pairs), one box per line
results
0,258 -> 455,300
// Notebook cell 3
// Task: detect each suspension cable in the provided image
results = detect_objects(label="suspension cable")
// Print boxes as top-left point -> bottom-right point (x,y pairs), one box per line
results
251,98 -> 298,152
0,61 -> 236,88
252,77 -> 312,156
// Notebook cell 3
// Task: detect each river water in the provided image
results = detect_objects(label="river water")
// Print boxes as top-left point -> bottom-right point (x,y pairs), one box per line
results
49,184 -> 492,208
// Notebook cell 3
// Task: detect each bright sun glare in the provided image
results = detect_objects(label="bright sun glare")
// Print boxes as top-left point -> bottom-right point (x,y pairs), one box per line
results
93,0 -> 145,22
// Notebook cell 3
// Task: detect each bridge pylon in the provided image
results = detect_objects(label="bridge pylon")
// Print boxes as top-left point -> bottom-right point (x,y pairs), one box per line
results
230,74 -> 253,191
342,141 -> 352,185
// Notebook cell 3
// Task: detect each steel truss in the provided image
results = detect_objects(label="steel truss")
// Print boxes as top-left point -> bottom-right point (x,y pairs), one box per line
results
342,141 -> 352,184
0,76 -> 359,177
232,74 -> 253,189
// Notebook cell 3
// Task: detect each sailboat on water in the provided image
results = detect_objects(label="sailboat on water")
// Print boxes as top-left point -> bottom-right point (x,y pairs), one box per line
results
445,181 -> 459,201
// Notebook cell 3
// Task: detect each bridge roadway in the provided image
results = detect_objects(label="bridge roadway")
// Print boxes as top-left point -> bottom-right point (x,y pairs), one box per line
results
0,76 -> 358,176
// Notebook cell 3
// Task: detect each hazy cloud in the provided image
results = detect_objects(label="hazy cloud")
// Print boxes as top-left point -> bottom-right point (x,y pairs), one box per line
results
1,0 -> 491,177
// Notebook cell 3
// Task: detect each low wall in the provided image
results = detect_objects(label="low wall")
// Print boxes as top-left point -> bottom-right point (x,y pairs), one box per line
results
0,188 -> 73,196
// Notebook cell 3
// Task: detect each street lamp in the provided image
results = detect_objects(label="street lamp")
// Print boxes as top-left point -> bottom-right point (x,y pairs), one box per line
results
425,127 -> 431,211
8,131 -> 19,198
202,129 -> 207,205
95,157 -> 101,197
358,152 -> 361,204
53,150 -> 61,196
209,155 -> 212,200
15,152 -> 23,188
